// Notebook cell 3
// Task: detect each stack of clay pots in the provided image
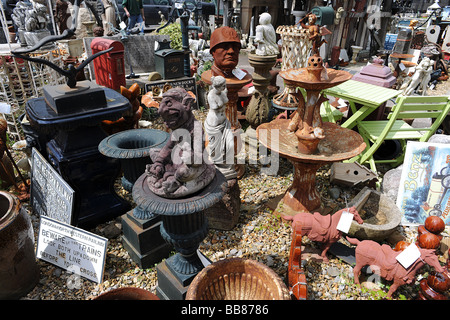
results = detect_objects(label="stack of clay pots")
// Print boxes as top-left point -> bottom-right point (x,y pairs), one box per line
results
416,216 -> 449,300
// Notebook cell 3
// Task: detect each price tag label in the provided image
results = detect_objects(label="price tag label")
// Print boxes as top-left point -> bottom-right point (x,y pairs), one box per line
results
396,242 -> 420,269
399,62 -> 406,71
232,68 -> 246,80
336,210 -> 354,233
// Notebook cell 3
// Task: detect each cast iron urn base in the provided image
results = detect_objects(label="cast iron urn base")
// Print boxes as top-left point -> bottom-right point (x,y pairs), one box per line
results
132,169 -> 227,300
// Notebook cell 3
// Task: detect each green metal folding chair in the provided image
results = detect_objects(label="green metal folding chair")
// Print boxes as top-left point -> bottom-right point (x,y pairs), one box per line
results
349,95 -> 450,173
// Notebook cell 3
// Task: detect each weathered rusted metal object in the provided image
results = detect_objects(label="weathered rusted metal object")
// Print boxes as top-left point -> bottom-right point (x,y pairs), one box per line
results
186,258 -> 291,300
278,62 -> 353,155
417,216 -> 450,300
287,231 -> 307,300
0,191 -> 39,299
257,119 -> 365,217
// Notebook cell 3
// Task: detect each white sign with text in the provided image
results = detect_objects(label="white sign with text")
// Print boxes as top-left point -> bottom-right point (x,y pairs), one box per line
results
336,210 -> 354,234
36,216 -> 108,283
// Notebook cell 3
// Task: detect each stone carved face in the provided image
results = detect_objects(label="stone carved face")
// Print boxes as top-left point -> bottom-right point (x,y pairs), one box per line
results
158,88 -> 195,130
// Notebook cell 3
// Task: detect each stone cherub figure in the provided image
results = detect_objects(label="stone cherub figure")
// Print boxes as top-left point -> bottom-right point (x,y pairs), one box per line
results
11,1 -> 31,31
254,12 -> 279,56
25,0 -> 50,32
204,76 -> 237,179
146,87 -> 216,198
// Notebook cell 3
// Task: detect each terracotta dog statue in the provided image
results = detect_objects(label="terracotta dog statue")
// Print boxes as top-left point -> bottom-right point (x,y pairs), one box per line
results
346,237 -> 445,298
285,207 -> 363,263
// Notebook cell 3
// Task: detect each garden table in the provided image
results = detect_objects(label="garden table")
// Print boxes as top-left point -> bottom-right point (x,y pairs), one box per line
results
322,79 -> 401,130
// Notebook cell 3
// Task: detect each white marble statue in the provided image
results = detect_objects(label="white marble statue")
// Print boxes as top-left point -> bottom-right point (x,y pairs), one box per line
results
254,12 -> 279,56
403,57 -> 434,96
204,76 -> 237,179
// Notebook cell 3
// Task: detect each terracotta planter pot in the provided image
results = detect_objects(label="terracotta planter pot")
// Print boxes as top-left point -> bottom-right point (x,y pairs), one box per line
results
0,191 -> 39,299
94,287 -> 159,300
186,258 -> 291,300
424,216 -> 445,234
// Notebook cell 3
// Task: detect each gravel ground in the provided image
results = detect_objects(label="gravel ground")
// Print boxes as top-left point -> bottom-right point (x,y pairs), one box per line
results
12,77 -> 450,301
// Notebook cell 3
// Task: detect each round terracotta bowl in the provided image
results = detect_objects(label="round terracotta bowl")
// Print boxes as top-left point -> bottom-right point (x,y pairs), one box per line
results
186,258 -> 291,300
93,287 -> 159,300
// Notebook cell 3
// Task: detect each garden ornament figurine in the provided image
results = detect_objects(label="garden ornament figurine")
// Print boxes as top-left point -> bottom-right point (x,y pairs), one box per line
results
204,76 -> 237,179
299,13 -> 327,55
146,87 -> 216,198
403,56 -> 434,96
209,26 -> 241,78
346,236 -> 445,298
254,12 -> 279,56
284,207 -> 363,263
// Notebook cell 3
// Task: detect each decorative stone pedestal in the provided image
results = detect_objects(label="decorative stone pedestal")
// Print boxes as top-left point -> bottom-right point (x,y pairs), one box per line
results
350,46 -> 363,64
24,30 -> 53,50
121,210 -> 172,269
204,178 -> 240,230
246,53 -> 277,129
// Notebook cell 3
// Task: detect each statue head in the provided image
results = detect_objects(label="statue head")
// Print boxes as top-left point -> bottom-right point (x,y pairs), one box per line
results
210,26 -> 241,77
259,12 -> 272,25
158,88 -> 195,130
308,13 -> 317,25
211,75 -> 227,92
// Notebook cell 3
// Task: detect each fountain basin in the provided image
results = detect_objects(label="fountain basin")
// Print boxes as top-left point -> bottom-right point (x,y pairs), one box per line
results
257,119 -> 365,215
186,258 -> 291,300
257,119 -> 366,162
279,67 -> 353,91
347,187 -> 402,242
98,128 -> 169,191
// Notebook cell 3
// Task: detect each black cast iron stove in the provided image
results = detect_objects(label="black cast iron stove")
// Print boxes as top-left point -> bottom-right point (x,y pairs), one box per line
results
13,3 -> 131,228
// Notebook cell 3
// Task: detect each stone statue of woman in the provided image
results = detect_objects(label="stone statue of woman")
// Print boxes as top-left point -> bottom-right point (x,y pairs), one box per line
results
204,76 -> 237,179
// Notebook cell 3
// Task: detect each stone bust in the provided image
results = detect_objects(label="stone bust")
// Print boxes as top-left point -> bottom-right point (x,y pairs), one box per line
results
146,87 -> 216,198
210,26 -> 241,78
254,12 -> 279,56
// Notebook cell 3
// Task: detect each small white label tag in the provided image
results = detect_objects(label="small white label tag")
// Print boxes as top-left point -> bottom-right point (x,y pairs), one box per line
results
399,62 -> 406,71
336,211 -> 354,233
396,243 -> 420,269
0,102 -> 11,114
232,68 -> 246,80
